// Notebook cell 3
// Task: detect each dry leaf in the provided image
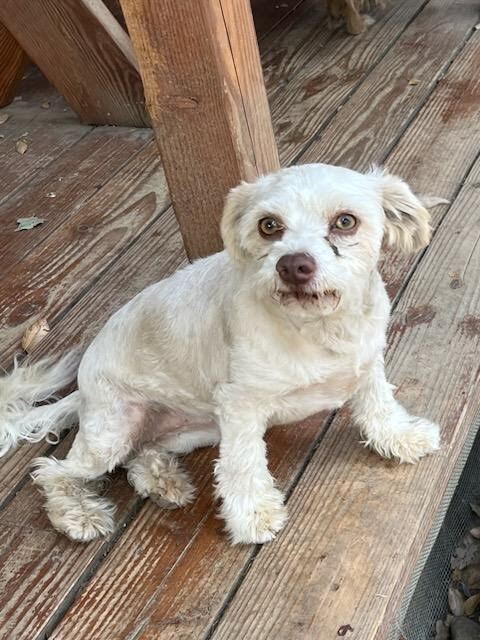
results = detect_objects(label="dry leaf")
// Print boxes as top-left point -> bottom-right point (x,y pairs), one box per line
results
0,113 -> 10,125
435,620 -> 449,640
464,593 -> 480,616
449,586 -> 465,616
471,527 -> 480,540
16,138 -> 28,154
452,534 -> 480,571
408,78 -> 420,86
460,564 -> 480,590
450,616 -> 480,638
21,319 -> 50,353
16,216 -> 45,231
41,101 -> 50,109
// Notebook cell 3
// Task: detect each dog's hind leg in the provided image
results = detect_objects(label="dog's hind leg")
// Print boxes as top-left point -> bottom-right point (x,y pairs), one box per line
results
125,443 -> 196,508
32,402 -> 139,541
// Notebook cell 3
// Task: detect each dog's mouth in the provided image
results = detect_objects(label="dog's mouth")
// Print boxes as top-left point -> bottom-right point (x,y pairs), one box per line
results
274,287 -> 340,309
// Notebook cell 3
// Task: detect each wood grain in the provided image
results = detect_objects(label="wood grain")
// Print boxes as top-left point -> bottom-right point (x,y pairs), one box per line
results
47,26 -> 480,640
0,208 -> 186,507
0,211 -> 187,640
0,142 -> 168,363
297,0 -> 477,169
0,435 -> 140,640
211,156 -> 480,640
0,126 -> 152,271
0,109 -> 92,206
0,24 -> 27,107
0,0 -> 147,126
260,0 -> 427,164
120,0 -> 279,259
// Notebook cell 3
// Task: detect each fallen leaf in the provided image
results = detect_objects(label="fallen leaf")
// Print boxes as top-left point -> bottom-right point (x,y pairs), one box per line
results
449,586 -> 465,616
450,616 -> 480,639
21,318 -> 50,353
460,564 -> 480,590
46,192 -> 56,198
452,533 -> 480,570
471,527 -> 480,540
435,620 -> 449,640
16,138 -> 28,154
464,593 -> 480,616
0,113 -> 10,125
41,101 -> 50,109
16,216 -> 46,231
408,78 -> 420,85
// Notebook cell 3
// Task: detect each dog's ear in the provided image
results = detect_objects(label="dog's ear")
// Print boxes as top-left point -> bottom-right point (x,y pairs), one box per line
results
220,181 -> 256,262
376,170 -> 431,253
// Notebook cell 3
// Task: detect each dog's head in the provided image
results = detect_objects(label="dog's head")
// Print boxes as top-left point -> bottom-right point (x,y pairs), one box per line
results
221,164 -> 430,318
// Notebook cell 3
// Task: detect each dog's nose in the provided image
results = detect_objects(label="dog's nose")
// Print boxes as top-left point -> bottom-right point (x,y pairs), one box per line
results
276,253 -> 316,285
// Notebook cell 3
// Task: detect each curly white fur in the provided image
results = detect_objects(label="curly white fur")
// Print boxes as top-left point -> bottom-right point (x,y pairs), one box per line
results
0,164 -> 440,544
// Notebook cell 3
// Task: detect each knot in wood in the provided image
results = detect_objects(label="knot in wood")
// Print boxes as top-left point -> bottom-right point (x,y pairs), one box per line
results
165,95 -> 199,109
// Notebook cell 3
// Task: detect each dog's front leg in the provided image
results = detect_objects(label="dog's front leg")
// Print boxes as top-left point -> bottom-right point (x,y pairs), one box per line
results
351,355 -> 440,463
214,387 -> 287,544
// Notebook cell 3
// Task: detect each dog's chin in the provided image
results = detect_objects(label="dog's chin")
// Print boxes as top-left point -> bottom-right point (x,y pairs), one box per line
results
273,287 -> 341,317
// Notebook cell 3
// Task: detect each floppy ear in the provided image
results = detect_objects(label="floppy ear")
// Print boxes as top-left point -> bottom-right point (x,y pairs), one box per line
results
377,170 -> 431,253
220,181 -> 256,262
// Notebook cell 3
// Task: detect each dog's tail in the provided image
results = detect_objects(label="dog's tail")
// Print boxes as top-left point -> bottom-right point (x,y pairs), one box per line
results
0,350 -> 82,457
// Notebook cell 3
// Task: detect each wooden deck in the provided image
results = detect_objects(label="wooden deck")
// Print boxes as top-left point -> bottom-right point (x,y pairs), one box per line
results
1,1 -> 479,638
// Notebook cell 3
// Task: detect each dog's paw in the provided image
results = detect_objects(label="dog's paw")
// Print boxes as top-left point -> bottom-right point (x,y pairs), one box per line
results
47,494 -> 116,542
221,488 -> 288,545
365,416 -> 440,464
127,448 -> 196,508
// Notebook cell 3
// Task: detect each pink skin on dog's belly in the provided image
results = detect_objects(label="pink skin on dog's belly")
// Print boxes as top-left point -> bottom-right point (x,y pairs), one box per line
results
140,406 -> 216,442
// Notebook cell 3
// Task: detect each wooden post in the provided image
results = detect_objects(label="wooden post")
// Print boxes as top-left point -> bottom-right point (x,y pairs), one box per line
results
0,24 -> 27,107
120,0 -> 280,258
0,0 -> 148,127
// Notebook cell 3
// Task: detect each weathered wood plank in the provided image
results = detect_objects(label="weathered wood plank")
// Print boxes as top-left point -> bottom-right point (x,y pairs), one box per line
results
0,208 -> 186,507
0,142 -> 168,363
211,156 -> 480,640
0,24 -> 27,107
0,435 -> 140,640
0,103 -> 92,204
0,127 -> 152,269
120,0 -> 279,259
260,0 -> 427,164
0,0 -> 147,126
297,0 -> 477,168
47,26 -> 480,640
0,210 -> 188,639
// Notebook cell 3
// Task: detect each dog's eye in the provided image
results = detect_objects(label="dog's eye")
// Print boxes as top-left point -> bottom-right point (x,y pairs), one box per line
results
333,213 -> 357,232
258,217 -> 284,239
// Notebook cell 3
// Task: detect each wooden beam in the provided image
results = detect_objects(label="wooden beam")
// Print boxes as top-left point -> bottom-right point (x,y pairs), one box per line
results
0,0 -> 148,127
0,24 -> 27,107
120,0 -> 280,258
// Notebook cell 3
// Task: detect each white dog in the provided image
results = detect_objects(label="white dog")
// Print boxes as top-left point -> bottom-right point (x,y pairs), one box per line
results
0,163 -> 440,544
